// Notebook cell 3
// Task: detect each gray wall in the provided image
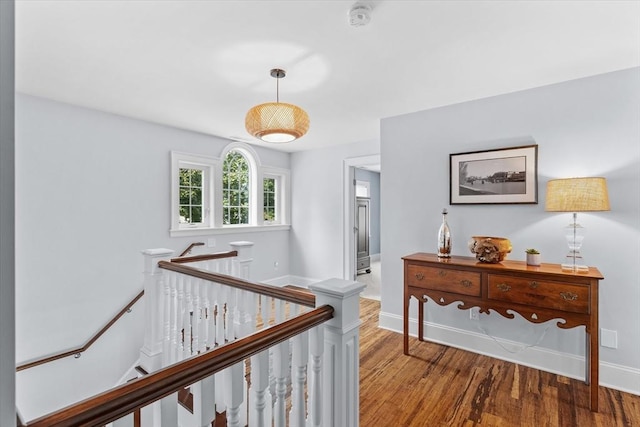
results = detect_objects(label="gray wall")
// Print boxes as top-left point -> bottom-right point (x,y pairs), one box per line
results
0,1 -> 15,425
381,68 -> 640,390
355,168 -> 381,256
15,94 -> 292,418
290,139 -> 380,280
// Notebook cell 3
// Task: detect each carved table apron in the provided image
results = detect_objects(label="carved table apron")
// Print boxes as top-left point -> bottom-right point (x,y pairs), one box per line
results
402,253 -> 603,412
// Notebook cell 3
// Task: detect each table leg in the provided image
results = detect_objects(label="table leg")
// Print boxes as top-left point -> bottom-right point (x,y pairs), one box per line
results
403,294 -> 409,355
590,329 -> 599,412
418,299 -> 424,342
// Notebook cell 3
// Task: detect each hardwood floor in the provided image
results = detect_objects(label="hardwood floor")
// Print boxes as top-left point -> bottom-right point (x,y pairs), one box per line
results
358,298 -> 640,426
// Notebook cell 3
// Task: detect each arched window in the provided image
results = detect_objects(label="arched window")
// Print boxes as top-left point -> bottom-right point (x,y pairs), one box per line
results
222,150 -> 250,225
170,142 -> 290,236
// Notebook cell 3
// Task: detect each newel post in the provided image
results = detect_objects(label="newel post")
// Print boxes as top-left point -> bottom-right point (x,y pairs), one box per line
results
309,278 -> 365,427
140,248 -> 174,373
230,241 -> 254,280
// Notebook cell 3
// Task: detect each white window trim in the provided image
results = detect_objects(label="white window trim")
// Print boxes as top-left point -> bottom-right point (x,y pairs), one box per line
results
262,167 -> 291,225
169,145 -> 291,237
170,151 -> 217,233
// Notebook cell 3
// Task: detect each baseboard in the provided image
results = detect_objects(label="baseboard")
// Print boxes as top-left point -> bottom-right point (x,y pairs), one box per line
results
370,253 -> 381,262
379,310 -> 640,396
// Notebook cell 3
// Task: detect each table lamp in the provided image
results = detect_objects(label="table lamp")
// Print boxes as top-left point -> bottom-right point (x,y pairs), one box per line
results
545,177 -> 610,272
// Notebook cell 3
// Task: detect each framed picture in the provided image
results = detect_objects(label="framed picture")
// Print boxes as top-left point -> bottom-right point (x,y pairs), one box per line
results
450,144 -> 538,205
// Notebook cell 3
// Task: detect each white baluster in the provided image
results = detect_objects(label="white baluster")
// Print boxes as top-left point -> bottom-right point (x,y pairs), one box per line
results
170,272 -> 180,364
176,275 -> 186,361
184,277 -> 194,358
272,340 -> 289,427
160,392 -> 178,427
307,325 -> 324,427
224,362 -> 245,427
289,331 -> 309,427
199,375 -> 216,427
249,350 -> 271,427
228,287 -> 237,341
162,271 -> 174,367
192,278 -> 202,354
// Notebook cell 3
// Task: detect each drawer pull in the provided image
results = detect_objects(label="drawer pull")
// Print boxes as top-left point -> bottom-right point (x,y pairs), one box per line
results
529,281 -> 539,289
415,272 -> 425,281
560,292 -> 578,301
438,270 -> 447,277
497,283 -> 511,292
460,279 -> 472,288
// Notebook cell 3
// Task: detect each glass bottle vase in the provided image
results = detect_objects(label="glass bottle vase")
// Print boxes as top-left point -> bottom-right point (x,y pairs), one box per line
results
437,208 -> 451,258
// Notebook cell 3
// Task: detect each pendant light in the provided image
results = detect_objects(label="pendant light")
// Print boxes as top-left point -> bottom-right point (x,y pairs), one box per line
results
245,69 -> 310,143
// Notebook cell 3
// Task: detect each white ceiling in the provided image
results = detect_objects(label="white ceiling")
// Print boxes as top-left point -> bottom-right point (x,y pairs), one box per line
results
15,0 -> 640,153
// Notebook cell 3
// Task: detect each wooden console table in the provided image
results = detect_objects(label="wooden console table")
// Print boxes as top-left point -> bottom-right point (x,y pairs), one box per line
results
402,253 -> 604,412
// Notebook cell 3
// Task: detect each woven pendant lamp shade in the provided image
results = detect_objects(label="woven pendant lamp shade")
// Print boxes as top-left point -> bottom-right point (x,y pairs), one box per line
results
245,102 -> 310,143
545,177 -> 610,212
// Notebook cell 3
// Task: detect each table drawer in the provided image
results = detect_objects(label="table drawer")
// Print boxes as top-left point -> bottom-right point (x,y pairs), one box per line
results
407,264 -> 481,296
487,274 -> 589,313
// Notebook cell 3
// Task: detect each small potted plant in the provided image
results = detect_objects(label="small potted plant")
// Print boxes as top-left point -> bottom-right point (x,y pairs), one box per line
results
525,248 -> 541,266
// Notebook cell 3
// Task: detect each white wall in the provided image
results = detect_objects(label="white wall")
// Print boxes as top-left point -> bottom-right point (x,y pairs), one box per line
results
15,94 -> 292,419
380,68 -> 640,393
0,1 -> 15,425
290,139 -> 380,281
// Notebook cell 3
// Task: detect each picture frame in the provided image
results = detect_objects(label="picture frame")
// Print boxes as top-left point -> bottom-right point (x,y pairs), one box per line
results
450,144 -> 538,205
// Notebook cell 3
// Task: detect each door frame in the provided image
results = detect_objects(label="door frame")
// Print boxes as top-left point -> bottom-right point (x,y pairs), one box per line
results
343,154 -> 380,280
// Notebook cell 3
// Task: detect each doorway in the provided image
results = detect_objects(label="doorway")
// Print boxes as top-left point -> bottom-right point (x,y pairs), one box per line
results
343,155 -> 381,299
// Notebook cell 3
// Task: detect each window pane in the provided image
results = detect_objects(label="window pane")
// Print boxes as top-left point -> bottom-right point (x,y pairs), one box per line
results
263,177 -> 277,222
239,208 -> 249,224
240,191 -> 249,206
178,167 -> 204,225
180,188 -> 190,205
180,206 -> 190,223
191,206 -> 202,223
191,188 -> 202,205
264,207 -> 275,221
191,170 -> 202,186
223,150 -> 250,225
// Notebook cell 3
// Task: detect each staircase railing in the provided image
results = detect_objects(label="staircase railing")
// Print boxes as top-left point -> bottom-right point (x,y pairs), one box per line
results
20,241 -> 365,427
16,291 -> 144,372
15,242 -> 213,372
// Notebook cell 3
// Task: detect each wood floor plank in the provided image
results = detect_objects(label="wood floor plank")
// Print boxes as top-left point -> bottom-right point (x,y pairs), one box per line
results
358,298 -> 640,426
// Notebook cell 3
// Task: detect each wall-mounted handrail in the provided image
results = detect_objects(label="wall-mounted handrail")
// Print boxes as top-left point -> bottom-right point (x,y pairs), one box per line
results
158,260 -> 316,308
23,305 -> 334,427
177,242 -> 204,257
170,249 -> 238,264
16,250 -> 241,372
16,291 -> 144,372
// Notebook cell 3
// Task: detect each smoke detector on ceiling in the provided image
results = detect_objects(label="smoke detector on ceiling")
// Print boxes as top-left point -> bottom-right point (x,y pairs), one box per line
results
348,2 -> 372,27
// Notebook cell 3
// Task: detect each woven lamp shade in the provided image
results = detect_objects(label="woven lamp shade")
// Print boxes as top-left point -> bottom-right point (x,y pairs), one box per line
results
545,177 -> 610,212
245,102 -> 310,143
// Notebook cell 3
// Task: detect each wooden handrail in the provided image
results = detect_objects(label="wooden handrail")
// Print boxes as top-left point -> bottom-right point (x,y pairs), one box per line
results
16,291 -> 145,372
158,260 -> 316,308
24,305 -> 334,427
170,249 -> 238,264
177,241 -> 204,257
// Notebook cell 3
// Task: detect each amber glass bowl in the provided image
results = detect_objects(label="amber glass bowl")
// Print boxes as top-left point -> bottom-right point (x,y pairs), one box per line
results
468,236 -> 512,263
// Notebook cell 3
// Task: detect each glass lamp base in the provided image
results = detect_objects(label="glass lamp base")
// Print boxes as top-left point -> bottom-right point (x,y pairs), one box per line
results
562,214 -> 589,273
561,263 -> 589,273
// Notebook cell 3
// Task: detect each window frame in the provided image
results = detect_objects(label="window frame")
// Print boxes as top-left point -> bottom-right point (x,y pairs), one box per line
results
171,152 -> 217,233
170,145 -> 290,237
262,167 -> 290,225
